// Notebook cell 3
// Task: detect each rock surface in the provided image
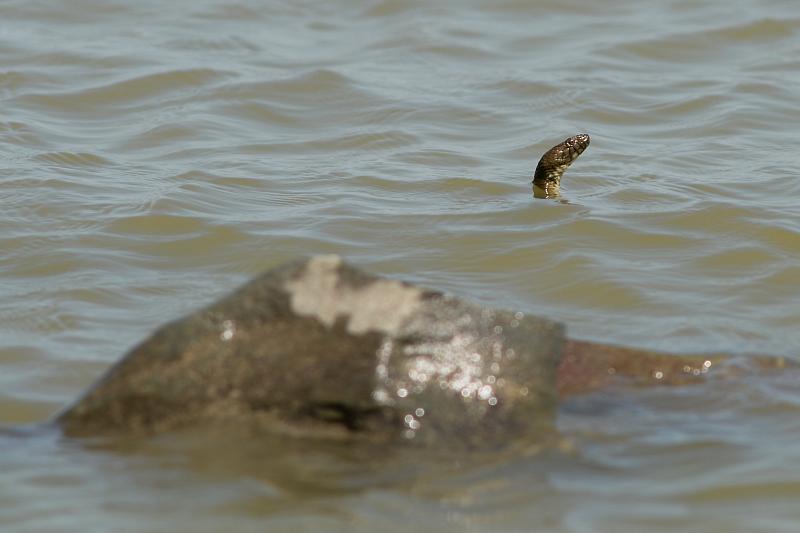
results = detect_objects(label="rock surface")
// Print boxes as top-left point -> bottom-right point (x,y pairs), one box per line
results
58,255 -> 565,447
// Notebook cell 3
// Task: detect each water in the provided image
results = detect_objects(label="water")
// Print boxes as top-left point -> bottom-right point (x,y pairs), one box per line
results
2,0 -> 800,530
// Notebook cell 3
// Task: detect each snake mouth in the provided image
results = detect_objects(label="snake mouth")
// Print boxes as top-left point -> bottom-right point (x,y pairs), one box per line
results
532,133 -> 590,189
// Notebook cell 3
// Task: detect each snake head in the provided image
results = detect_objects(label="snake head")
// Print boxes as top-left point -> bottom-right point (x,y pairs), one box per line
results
532,133 -> 590,190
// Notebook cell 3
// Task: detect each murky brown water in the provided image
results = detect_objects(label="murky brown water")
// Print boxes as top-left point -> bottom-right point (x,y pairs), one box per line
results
2,0 -> 800,531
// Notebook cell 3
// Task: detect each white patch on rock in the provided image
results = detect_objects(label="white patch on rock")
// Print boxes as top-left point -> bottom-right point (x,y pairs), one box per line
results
284,255 -> 423,335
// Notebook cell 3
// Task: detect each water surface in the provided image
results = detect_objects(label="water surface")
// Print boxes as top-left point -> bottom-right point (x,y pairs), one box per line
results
2,0 -> 800,531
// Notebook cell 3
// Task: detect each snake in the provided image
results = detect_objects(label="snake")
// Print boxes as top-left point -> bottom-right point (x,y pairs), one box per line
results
532,133 -> 590,195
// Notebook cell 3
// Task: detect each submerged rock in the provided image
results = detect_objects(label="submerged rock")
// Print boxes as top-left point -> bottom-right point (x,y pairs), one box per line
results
58,256 -> 564,447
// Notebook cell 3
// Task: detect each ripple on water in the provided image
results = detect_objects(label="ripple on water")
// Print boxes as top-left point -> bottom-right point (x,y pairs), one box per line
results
34,151 -> 113,168
19,69 -> 231,112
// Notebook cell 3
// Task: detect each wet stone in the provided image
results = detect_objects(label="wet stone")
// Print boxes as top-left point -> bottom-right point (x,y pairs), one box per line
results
57,255 -> 565,448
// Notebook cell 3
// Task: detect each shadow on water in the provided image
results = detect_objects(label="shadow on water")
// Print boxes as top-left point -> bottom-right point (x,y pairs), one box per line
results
0,421 -> 559,503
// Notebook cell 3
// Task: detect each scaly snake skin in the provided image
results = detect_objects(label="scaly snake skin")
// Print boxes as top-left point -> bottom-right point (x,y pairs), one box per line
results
532,134 -> 590,193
